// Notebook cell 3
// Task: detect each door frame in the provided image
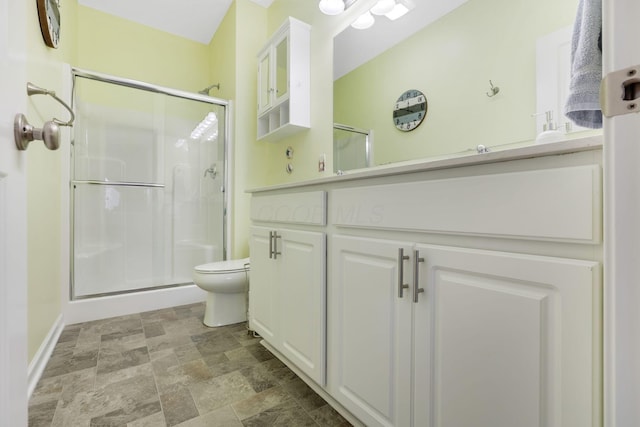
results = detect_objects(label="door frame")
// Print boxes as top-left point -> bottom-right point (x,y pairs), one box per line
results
603,0 -> 640,425
0,0 -> 28,424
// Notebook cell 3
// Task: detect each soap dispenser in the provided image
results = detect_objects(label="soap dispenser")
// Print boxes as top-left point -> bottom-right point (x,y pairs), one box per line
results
535,110 -> 563,144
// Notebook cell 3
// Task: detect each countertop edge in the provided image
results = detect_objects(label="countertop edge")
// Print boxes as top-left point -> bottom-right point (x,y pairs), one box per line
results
247,135 -> 603,193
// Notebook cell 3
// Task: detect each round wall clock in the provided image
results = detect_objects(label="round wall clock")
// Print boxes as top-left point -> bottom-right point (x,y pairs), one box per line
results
393,89 -> 427,132
37,0 -> 61,48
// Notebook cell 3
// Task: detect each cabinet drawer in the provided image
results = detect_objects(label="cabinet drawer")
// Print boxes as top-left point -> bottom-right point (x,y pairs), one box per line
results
251,191 -> 327,226
331,165 -> 601,243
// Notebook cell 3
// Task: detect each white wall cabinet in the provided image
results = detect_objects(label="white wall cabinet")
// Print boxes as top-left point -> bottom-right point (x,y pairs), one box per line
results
249,226 -> 326,385
256,17 -> 310,142
330,235 -> 600,427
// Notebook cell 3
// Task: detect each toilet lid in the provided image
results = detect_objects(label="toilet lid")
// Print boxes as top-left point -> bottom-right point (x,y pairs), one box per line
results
194,258 -> 250,274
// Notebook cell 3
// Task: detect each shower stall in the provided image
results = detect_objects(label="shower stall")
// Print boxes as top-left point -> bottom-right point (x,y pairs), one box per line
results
70,69 -> 229,299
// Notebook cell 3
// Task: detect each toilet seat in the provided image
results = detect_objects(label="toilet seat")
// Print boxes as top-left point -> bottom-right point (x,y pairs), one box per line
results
194,257 -> 250,274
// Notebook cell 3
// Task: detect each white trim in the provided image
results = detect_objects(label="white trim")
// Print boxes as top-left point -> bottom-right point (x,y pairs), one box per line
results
27,315 -> 64,399
64,284 -> 206,325
602,0 -> 640,425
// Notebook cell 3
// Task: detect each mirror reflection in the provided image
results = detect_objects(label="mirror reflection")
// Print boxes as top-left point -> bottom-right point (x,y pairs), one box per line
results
333,0 -> 599,168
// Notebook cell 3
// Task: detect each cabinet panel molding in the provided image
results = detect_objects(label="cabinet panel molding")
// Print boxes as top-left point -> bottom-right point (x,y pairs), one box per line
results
251,191 -> 326,225
331,165 -> 601,243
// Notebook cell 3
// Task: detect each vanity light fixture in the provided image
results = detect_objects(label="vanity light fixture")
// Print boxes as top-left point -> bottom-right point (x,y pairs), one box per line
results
318,0 -> 359,16
370,0 -> 395,15
351,11 -> 375,29
386,0 -> 415,20
351,0 -> 415,30
318,0 -> 344,15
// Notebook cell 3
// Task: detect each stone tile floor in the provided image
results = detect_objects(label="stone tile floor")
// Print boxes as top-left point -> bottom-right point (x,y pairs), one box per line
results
28,302 -> 351,427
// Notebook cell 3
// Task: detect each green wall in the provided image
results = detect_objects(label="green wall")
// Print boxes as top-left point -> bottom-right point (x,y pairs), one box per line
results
334,0 -> 579,165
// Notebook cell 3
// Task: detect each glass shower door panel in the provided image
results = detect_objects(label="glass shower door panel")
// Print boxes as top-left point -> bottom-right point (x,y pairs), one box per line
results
333,127 -> 370,172
73,78 -> 163,184
73,184 -> 166,297
164,96 -> 226,282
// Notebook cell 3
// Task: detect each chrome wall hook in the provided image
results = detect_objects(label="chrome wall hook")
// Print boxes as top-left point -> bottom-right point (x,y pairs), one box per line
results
486,80 -> 500,97
14,82 -> 74,151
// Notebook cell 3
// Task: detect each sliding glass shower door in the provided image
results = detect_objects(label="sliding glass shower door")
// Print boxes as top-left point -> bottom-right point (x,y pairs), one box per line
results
71,71 -> 227,298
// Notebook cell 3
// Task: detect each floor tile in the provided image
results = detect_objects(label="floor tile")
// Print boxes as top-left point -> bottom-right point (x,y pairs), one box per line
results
189,370 -> 256,414
159,388 -> 199,427
28,302 -> 353,427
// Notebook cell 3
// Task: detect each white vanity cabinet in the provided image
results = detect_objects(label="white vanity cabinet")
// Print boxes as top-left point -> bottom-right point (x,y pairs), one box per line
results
329,161 -> 602,427
248,191 -> 326,385
249,141 -> 603,427
256,17 -> 310,142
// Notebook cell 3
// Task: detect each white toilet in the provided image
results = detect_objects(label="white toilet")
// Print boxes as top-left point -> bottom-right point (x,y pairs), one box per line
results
192,257 -> 250,327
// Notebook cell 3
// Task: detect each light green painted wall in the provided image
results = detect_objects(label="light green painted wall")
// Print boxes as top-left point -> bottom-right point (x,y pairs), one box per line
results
334,0 -> 579,165
230,0 -> 268,258
75,5 -> 210,91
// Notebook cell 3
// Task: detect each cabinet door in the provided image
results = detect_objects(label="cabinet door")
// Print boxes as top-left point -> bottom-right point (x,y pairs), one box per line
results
257,49 -> 272,115
279,229 -> 326,385
273,32 -> 289,106
329,235 -> 413,427
413,244 -> 600,427
248,226 -> 278,341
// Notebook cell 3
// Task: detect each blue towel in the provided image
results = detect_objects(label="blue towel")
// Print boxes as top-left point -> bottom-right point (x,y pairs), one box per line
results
564,0 -> 603,129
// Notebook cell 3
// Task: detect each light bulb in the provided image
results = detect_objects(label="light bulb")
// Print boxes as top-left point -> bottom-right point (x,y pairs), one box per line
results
351,11 -> 375,29
370,0 -> 395,15
319,0 -> 345,15
385,3 -> 409,20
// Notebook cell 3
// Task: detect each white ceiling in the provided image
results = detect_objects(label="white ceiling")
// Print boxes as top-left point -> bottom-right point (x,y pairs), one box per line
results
78,0 -> 275,44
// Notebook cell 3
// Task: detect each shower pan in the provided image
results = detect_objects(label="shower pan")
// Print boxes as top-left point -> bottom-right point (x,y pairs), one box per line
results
70,69 -> 229,299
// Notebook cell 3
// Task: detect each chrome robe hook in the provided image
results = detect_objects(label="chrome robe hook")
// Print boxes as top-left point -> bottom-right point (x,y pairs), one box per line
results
486,80 -> 500,97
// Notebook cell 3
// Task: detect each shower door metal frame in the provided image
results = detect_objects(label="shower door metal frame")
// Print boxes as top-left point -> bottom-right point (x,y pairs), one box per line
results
69,67 -> 231,300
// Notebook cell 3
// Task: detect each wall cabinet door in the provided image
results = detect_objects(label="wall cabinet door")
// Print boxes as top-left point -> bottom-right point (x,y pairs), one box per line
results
413,244 -> 600,427
257,31 -> 289,117
249,226 -> 326,385
329,235 -> 413,427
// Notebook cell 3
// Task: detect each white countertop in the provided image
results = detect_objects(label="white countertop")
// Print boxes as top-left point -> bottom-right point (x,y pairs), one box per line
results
248,135 -> 603,193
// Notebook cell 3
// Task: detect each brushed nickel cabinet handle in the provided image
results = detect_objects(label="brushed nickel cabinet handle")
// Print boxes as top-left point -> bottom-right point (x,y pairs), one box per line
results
398,248 -> 410,298
269,231 -> 274,259
272,232 -> 282,260
413,249 -> 425,303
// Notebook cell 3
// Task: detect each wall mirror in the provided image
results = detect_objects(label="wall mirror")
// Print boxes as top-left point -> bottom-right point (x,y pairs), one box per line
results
333,0 -> 599,168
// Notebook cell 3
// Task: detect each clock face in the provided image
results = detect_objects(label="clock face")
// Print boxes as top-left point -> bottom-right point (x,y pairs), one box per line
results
393,89 -> 427,132
37,0 -> 60,48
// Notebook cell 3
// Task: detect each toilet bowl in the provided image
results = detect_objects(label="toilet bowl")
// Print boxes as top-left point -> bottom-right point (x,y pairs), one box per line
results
192,257 -> 250,327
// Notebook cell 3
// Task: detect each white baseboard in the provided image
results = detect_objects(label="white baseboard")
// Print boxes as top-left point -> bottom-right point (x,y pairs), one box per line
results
28,314 -> 64,399
64,284 -> 206,325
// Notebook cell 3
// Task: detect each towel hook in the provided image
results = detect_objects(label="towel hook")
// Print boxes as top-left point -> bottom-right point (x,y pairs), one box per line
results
14,82 -> 75,151
486,80 -> 500,97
